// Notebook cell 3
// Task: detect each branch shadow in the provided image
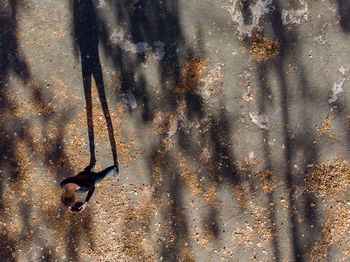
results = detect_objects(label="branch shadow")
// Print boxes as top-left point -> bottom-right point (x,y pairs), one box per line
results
102,1 -> 207,259
255,62 -> 281,261
148,145 -> 188,261
99,1 -> 249,259
61,0 -> 341,260
0,1 -> 32,260
250,1 -> 322,260
336,0 -> 350,33
0,1 -> 95,261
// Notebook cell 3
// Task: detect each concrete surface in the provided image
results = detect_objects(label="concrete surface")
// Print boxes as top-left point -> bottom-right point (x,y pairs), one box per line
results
0,0 -> 350,261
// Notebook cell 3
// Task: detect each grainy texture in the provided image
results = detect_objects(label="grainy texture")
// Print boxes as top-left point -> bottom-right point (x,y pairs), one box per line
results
1,0 -> 350,261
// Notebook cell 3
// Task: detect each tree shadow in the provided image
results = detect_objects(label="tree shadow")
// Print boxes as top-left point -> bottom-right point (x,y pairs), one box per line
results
229,0 -> 324,260
209,111 -> 240,186
332,0 -> 350,154
0,1 -> 32,260
68,0 -> 349,260
100,1 -> 250,259
336,0 -> 350,33
105,0 -> 192,123
203,207 -> 220,239
250,1 -> 322,260
56,0 -> 343,260
0,1 -> 95,261
72,0 -> 118,167
103,1 -> 208,259
148,145 -> 188,261
255,63 -> 281,261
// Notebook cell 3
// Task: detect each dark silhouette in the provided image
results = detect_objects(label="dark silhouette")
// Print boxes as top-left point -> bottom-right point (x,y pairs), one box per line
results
60,163 -> 117,213
240,0 -> 253,25
73,0 -> 118,169
336,0 -> 350,33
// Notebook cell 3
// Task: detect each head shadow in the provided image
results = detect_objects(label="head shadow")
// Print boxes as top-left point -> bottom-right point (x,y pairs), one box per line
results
72,0 -> 118,167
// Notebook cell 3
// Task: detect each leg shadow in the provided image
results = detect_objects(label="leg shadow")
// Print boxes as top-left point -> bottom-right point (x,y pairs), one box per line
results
73,0 -> 118,167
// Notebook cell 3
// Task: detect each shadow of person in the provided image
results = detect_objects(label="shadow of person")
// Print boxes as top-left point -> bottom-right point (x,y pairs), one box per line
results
73,0 -> 118,169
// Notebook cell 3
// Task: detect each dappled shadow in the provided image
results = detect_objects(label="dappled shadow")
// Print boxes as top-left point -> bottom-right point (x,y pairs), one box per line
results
104,0 -> 192,123
0,1 -> 95,261
203,208 -> 220,239
101,1 -> 194,259
255,63 -> 280,261
248,1 -> 322,260
114,1 -> 193,258
334,0 -> 350,155
103,1 -> 248,259
209,111 -> 240,185
336,0 -> 350,33
0,1 -> 32,260
2,0 -> 348,260
148,146 -> 188,260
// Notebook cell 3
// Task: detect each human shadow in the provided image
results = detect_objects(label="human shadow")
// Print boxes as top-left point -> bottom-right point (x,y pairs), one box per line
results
0,2 -> 93,261
0,0 -> 102,260
72,0 -> 118,168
